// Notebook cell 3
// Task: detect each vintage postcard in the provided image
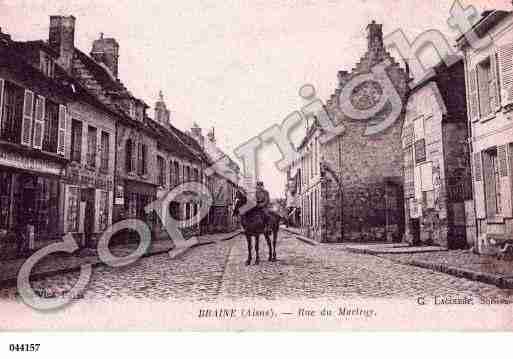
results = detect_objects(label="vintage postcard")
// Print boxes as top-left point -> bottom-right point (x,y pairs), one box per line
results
1,0 -> 513,335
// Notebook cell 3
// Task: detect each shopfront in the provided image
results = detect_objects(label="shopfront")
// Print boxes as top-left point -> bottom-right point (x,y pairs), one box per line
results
63,163 -> 114,246
0,148 -> 66,256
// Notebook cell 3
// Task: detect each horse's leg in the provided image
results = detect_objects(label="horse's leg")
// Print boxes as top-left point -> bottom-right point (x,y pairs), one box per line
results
245,234 -> 252,266
265,233 -> 272,261
254,234 -> 260,265
272,227 -> 278,261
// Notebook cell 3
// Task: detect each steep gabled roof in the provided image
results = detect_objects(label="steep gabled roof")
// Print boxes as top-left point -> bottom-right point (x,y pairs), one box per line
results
74,48 -> 148,107
144,117 -> 206,163
1,41 -> 123,121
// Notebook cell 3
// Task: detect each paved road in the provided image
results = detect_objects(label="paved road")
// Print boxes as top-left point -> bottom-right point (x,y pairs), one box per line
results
1,230 -> 512,301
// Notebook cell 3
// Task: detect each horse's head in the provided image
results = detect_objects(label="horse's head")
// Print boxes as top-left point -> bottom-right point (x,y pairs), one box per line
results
232,190 -> 247,217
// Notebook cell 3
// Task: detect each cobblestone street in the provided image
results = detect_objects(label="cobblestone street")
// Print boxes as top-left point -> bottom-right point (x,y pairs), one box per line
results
1,230 -> 512,302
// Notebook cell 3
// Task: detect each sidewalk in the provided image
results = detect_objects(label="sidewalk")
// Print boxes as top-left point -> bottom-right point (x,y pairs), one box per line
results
282,226 -> 513,289
377,250 -> 513,289
0,229 -> 242,288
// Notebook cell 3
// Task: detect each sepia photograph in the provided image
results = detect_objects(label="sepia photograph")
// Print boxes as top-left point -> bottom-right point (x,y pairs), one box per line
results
0,0 -> 513,342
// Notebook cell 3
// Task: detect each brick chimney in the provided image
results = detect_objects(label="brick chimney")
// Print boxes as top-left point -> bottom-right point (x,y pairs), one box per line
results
91,33 -> 119,78
49,15 -> 76,73
190,122 -> 204,148
366,20 -> 384,53
154,90 -> 170,124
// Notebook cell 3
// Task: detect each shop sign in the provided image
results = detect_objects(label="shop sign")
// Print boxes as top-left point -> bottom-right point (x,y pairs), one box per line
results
0,150 -> 62,176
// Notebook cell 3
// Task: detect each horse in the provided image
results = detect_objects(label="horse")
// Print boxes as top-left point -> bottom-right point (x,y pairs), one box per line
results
232,190 -> 281,265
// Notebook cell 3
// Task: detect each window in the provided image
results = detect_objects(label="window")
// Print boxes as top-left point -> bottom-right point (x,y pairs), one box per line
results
138,143 -> 147,175
98,190 -> 109,231
0,80 -> 24,143
67,187 -> 80,232
169,160 -> 174,187
126,139 -> 134,173
477,58 -> 494,117
157,156 -> 165,186
483,148 -> 502,216
70,119 -> 82,162
100,131 -> 110,172
414,139 -> 426,163
43,100 -> 59,152
87,126 -> 97,167
174,161 -> 180,185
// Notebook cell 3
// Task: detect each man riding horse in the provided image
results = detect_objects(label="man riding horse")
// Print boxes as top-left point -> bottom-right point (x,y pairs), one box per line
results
255,181 -> 271,231
233,181 -> 279,264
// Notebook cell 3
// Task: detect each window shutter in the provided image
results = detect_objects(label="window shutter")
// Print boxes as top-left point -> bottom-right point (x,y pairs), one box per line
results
468,67 -> 479,122
21,90 -> 34,146
498,145 -> 512,217
33,95 -> 45,150
137,142 -> 142,174
483,152 -> 497,219
57,105 -> 67,156
130,142 -> 136,173
498,44 -> 513,107
490,53 -> 501,111
473,152 -> 486,219
0,79 -> 4,131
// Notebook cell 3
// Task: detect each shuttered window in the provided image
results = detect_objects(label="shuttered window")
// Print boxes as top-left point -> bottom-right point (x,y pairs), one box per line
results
468,67 -> 479,122
100,131 -> 110,172
477,58 -> 493,117
499,144 -> 512,217
32,95 -> 45,150
414,139 -> 426,163
473,152 -> 486,218
57,105 -> 67,156
482,148 -> 501,217
21,90 -> 34,146
70,119 -> 82,162
86,126 -> 97,167
0,80 -> 23,143
125,139 -> 134,173
43,100 -> 59,153
498,44 -> 513,107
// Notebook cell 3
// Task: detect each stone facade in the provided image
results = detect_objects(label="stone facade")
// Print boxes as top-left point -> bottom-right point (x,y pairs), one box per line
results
457,10 -> 513,255
321,21 -> 410,242
402,60 -> 472,249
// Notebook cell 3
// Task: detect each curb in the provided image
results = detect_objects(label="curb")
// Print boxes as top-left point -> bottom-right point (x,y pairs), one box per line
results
405,259 -> 513,289
342,247 -> 513,290
0,230 -> 243,289
344,246 -> 447,255
282,228 -> 318,246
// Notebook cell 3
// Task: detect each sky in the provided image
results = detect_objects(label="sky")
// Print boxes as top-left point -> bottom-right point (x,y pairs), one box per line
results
0,0 -> 509,197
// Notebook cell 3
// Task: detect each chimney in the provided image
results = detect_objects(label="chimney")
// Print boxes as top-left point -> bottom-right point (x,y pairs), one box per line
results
190,122 -> 204,148
366,20 -> 383,53
91,33 -> 119,78
154,90 -> 170,124
49,15 -> 76,73
0,27 -> 12,45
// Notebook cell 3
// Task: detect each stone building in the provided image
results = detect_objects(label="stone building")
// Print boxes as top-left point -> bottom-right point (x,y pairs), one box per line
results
189,125 -> 241,233
457,10 -> 513,255
0,26 -> 119,256
284,155 -> 301,227
402,59 -> 473,249
146,94 -> 209,239
294,122 -> 323,240
320,21 -> 410,242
